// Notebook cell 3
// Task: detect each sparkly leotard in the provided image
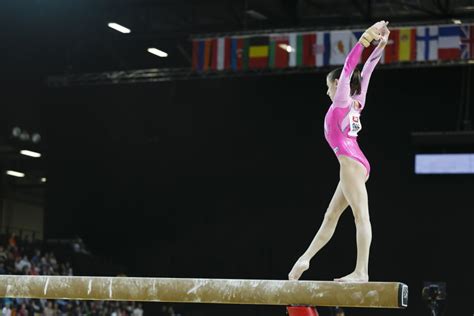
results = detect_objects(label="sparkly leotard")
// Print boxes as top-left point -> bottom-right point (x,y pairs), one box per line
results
324,42 -> 384,176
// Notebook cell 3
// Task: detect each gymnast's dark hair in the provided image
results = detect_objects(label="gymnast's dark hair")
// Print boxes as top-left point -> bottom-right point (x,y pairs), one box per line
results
327,67 -> 362,96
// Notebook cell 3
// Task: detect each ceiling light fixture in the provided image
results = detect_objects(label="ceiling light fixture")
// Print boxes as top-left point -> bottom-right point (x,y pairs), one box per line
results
20,150 -> 42,158
6,170 -> 25,178
148,48 -> 168,58
108,23 -> 131,34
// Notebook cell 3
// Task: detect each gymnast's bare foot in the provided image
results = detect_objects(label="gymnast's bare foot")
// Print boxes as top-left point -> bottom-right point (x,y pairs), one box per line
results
334,271 -> 369,282
288,257 -> 311,280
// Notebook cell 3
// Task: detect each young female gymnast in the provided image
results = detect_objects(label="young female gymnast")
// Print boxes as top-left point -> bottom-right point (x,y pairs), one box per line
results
288,21 -> 390,282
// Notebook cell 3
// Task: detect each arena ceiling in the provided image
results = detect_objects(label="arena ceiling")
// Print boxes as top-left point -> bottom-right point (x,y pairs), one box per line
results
102,0 -> 474,34
1,0 -> 474,76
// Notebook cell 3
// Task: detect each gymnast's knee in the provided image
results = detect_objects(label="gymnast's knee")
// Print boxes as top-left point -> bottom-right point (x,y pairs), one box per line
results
324,208 -> 342,223
353,210 -> 371,226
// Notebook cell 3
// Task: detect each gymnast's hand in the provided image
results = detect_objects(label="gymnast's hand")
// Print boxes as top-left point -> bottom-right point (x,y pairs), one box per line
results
288,256 -> 310,280
377,22 -> 390,48
358,21 -> 386,48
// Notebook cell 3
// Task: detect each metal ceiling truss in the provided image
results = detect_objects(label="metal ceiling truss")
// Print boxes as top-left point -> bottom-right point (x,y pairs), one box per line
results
47,60 -> 474,87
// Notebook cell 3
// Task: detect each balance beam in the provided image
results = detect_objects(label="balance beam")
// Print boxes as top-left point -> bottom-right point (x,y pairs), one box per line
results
0,275 -> 408,308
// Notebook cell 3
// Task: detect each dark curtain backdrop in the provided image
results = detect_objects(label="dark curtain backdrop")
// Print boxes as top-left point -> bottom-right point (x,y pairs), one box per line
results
42,66 -> 473,316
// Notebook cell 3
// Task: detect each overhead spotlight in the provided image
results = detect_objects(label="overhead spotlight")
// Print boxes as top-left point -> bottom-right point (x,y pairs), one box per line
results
20,150 -> 42,158
148,48 -> 168,58
6,170 -> 25,178
41,177 -> 47,183
245,9 -> 268,20
32,133 -> 42,143
278,44 -> 294,53
12,127 -> 21,138
108,22 -> 131,34
19,131 -> 30,141
452,19 -> 462,24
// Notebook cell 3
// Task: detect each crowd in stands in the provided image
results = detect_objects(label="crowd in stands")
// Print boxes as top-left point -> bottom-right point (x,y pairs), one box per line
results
0,233 -> 145,316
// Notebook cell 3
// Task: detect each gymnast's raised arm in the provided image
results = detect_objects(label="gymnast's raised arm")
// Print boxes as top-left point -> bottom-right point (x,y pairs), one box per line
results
353,23 -> 390,109
332,21 -> 386,108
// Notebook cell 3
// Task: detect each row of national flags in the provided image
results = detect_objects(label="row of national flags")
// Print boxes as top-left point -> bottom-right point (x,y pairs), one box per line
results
192,24 -> 474,71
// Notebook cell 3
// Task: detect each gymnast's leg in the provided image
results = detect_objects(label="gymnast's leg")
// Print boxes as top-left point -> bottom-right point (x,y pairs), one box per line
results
334,156 -> 371,282
288,181 -> 349,280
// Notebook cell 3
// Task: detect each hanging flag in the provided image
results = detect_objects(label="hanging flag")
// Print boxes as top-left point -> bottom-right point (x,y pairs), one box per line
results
383,29 -> 399,64
438,26 -> 461,60
209,37 -> 231,71
192,39 -> 211,71
384,28 -> 416,63
416,26 -> 439,61
300,33 -> 316,66
209,38 -> 218,70
192,40 -> 201,71
329,31 -> 352,65
399,28 -> 417,61
192,37 -> 232,71
193,23 -> 474,72
460,24 -> 474,60
224,38 -> 232,69
288,33 -> 298,67
290,33 -> 319,67
269,35 -> 289,68
269,33 -> 321,68
248,36 -> 269,69
315,31 -> 330,67
202,39 -> 213,71
230,37 -> 249,71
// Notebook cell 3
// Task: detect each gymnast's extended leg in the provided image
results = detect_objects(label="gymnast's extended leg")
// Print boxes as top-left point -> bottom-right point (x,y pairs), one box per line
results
334,156 -> 371,282
288,181 -> 349,280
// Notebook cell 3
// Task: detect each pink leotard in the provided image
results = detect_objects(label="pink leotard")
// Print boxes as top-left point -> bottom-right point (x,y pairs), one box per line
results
324,42 -> 384,176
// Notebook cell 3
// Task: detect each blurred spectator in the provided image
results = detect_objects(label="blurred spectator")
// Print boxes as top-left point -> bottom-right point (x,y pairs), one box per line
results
17,303 -> 28,316
65,262 -> 73,275
0,246 -> 7,263
5,253 -> 15,274
16,256 -> 31,272
161,305 -> 178,316
58,262 -> 73,276
27,264 -> 39,276
39,256 -> 48,274
53,302 -> 60,315
1,303 -> 11,316
29,300 -> 42,315
30,249 -> 41,266
8,233 -> 16,249
48,253 -> 58,269
133,303 -> 144,316
0,236 -> 150,316
43,301 -> 54,316
71,237 -> 90,255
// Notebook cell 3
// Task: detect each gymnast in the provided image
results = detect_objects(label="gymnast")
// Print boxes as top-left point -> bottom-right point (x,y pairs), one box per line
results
288,21 -> 390,282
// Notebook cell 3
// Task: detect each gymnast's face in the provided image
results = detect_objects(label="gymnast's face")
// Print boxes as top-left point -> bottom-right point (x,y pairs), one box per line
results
326,76 -> 338,102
